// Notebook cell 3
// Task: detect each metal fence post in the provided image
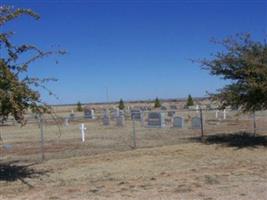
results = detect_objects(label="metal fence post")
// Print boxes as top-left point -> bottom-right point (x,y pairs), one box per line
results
132,118 -> 136,149
253,111 -> 256,136
39,114 -> 45,161
200,108 -> 204,139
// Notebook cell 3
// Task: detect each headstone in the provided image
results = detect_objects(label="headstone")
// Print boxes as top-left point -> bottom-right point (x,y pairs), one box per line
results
84,108 -> 95,119
160,106 -> 167,111
196,105 -> 200,113
112,108 -> 120,119
116,110 -> 124,126
64,118 -> 69,126
79,123 -> 87,142
173,116 -> 184,128
102,110 -> 110,126
215,110 -> 218,119
147,112 -> 165,128
116,115 -> 124,126
3,144 -> 12,151
140,112 -> 145,126
131,109 -> 143,120
170,105 -> 177,110
69,112 -> 75,120
192,116 -> 201,129
188,105 -> 195,110
168,111 -> 176,117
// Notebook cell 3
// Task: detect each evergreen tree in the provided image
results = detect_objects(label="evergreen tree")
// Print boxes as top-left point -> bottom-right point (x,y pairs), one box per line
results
185,94 -> 194,108
118,99 -> 125,110
154,97 -> 161,108
76,101 -> 83,112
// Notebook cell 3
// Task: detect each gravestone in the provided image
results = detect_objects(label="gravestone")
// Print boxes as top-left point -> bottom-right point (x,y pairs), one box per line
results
160,106 -> 167,111
147,112 -> 165,128
69,113 -> 75,120
168,111 -> 176,117
116,115 -> 124,126
112,108 -> 120,119
170,105 -> 177,110
3,144 -> 12,151
195,105 -> 200,113
116,110 -> 125,126
84,108 -> 95,119
173,116 -> 184,128
188,105 -> 195,110
192,116 -> 201,129
102,110 -> 110,126
131,109 -> 143,120
64,117 -> 69,127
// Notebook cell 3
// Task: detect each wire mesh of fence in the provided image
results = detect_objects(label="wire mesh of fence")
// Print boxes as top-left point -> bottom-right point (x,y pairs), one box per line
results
1,109 -> 267,162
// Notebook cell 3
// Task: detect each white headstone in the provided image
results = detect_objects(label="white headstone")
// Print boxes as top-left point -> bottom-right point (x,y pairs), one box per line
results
147,112 -> 165,128
64,118 -> 69,126
215,110 -> 218,119
79,123 -> 87,142
196,105 -> 199,113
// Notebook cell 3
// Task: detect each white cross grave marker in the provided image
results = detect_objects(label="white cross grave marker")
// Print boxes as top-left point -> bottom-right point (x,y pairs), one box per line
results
79,123 -> 87,142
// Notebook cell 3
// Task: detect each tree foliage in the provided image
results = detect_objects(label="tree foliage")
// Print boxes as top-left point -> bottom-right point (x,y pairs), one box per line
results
76,101 -> 83,112
118,99 -> 125,110
154,97 -> 161,108
0,6 -> 65,125
185,94 -> 194,108
198,33 -> 267,112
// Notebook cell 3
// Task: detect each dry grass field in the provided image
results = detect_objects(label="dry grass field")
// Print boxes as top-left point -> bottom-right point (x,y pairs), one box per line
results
0,107 -> 267,199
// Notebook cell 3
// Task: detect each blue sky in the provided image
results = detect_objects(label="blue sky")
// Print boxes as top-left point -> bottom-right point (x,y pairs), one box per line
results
2,0 -> 267,104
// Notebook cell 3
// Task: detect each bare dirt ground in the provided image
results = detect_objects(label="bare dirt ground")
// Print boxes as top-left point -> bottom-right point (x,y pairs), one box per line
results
0,108 -> 267,199
0,137 -> 267,200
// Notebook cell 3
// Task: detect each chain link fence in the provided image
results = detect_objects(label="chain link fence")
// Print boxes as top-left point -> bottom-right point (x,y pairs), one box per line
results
1,109 -> 267,162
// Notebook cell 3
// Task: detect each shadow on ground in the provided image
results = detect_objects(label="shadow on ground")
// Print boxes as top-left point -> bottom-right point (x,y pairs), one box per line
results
189,132 -> 267,149
0,161 -> 48,187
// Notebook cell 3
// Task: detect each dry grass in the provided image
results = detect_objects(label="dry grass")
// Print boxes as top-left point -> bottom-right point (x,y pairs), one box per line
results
0,108 -> 267,199
0,142 -> 266,200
